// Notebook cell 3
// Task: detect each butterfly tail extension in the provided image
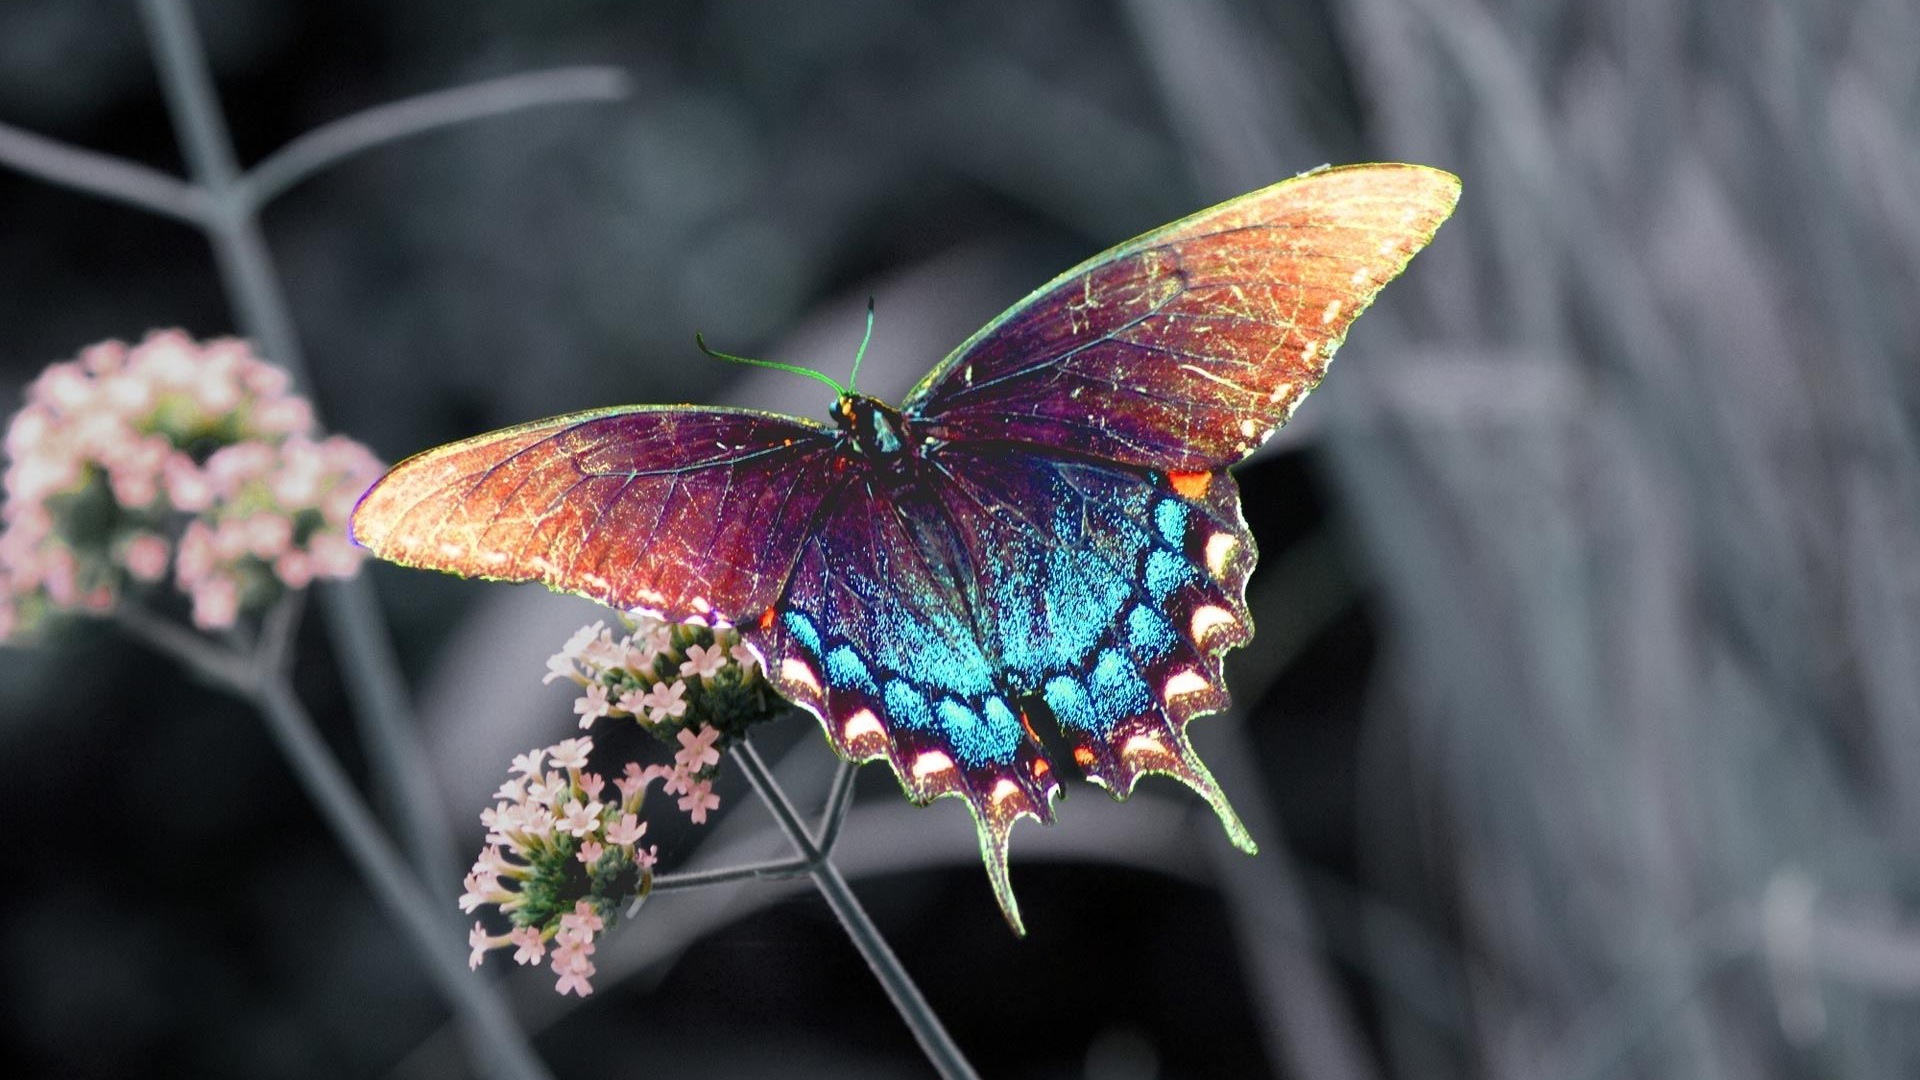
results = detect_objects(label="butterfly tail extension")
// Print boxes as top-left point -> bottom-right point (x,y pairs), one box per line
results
1063,467 -> 1260,854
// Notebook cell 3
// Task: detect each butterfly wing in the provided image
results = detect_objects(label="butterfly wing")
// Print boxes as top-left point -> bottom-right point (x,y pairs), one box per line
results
903,163 -> 1461,471
740,461 -> 1062,932
922,445 -> 1255,834
350,406 -> 844,623
892,164 -> 1457,886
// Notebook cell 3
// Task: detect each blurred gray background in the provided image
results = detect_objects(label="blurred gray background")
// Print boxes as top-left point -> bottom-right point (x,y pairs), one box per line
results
3,0 -> 1918,1077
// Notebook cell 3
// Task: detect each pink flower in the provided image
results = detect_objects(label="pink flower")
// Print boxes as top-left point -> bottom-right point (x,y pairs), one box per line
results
636,844 -> 659,870
549,738 -> 592,771
573,683 -> 610,728
509,748 -> 547,777
190,575 -> 239,630
675,726 -> 722,772
508,926 -> 546,965
605,813 -> 646,847
558,799 -> 603,838
273,550 -> 314,589
576,839 -> 604,865
162,453 -> 212,512
468,922 -> 493,970
579,772 -> 606,801
614,687 -> 649,716
678,779 -> 721,824
639,679 -> 688,723
121,532 -> 170,582
542,650 -> 580,685
679,642 -> 728,679
560,899 -> 606,936
729,640 -> 760,673
552,953 -> 595,997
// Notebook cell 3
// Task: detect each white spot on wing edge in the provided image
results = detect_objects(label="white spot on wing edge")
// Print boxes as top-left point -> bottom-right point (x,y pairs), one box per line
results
781,657 -> 821,694
912,750 -> 956,780
843,708 -> 884,745
1320,299 -> 1342,324
1164,669 -> 1211,700
1267,380 -> 1294,404
990,777 -> 1021,805
1205,533 -> 1239,578
1191,604 -> 1237,642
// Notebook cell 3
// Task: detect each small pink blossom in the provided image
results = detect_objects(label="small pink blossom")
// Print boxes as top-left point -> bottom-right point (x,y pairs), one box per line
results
509,748 -> 547,777
468,922 -> 493,970
576,839 -> 604,865
579,772 -> 606,801
729,640 -> 759,673
573,683 -> 611,728
560,900 -> 606,936
508,926 -> 547,965
679,642 -> 728,679
549,738 -> 592,771
558,799 -> 604,838
605,813 -> 646,847
614,687 -> 649,716
675,726 -> 722,772
639,679 -> 688,723
190,575 -> 239,630
678,779 -> 721,824
121,532 -> 170,581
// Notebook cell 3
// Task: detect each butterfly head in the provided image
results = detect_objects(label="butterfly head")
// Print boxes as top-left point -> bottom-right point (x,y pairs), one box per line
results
833,393 -> 911,460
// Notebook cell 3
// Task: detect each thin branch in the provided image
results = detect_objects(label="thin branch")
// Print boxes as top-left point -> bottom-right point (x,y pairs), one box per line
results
814,758 -> 860,853
733,738 -> 980,1080
0,119 -> 207,225
239,67 -> 631,210
115,605 -> 254,688
647,856 -> 813,893
249,678 -> 556,1080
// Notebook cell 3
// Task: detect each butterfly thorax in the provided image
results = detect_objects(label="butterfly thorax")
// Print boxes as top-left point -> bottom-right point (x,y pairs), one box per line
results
833,393 -> 913,461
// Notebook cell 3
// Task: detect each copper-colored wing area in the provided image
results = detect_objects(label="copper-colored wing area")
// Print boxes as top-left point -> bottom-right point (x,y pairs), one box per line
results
904,163 -> 1460,472
350,406 -> 843,624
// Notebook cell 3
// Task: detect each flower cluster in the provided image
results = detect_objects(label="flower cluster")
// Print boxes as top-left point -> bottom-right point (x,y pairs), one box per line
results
461,612 -> 784,996
0,330 -> 383,639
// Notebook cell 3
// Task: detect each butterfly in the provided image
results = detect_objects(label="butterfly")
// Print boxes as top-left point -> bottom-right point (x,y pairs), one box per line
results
351,163 -> 1460,932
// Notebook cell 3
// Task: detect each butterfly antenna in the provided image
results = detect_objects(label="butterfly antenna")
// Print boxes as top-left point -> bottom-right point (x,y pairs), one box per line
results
695,333 -> 847,397
847,296 -> 876,392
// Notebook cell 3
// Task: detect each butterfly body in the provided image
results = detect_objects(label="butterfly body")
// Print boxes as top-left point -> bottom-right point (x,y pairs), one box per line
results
352,163 -> 1461,931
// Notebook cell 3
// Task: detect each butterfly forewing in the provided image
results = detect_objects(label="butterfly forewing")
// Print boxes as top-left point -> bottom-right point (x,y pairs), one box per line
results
351,406 -> 844,623
904,164 -> 1461,472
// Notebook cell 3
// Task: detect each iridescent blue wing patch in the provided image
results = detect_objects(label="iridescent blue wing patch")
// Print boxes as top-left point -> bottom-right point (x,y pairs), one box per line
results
925,445 -> 1257,848
742,468 -> 1061,930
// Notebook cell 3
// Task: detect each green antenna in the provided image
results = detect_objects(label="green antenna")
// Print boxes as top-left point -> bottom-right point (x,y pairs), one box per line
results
695,333 -> 847,397
847,296 -> 876,392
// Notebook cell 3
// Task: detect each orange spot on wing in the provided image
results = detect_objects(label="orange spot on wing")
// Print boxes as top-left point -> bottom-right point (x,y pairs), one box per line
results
1073,746 -> 1096,768
1031,758 -> 1050,780
1169,470 -> 1212,498
758,606 -> 777,630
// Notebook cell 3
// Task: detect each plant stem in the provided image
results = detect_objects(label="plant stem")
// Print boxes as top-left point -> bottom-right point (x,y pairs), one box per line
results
248,677 -> 556,1080
815,758 -> 860,852
732,739 -> 979,1080
134,0 -> 460,896
112,608 -> 553,1080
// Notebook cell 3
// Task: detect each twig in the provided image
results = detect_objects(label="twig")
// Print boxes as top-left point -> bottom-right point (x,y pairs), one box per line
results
814,758 -> 860,852
239,67 -> 631,210
647,856 -> 814,892
733,738 -> 980,1080
0,120 -> 208,224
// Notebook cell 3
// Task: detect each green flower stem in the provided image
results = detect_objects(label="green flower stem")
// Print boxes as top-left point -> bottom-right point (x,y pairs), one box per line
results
733,739 -> 980,1080
114,606 -> 553,1080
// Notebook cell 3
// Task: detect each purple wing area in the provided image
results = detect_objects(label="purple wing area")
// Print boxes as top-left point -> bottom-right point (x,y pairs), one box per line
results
740,461 -> 1062,932
904,164 -> 1461,472
922,443 -> 1258,847
351,406 -> 844,625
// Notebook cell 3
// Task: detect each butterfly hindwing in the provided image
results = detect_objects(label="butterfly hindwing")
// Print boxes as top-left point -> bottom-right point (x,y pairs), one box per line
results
351,406 -> 843,622
741,463 -> 1062,931
926,444 -> 1257,848
905,164 -> 1461,472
